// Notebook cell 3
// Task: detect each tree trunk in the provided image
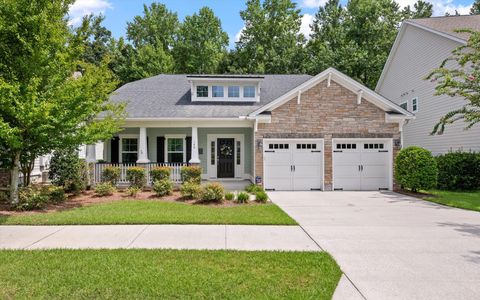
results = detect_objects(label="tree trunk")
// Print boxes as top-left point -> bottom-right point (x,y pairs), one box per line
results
9,151 -> 21,204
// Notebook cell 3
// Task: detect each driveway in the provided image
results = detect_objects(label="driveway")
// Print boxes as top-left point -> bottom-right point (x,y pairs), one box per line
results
269,191 -> 480,300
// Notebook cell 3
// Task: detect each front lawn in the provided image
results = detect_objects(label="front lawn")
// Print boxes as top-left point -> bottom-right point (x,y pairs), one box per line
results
0,200 -> 297,225
424,190 -> 480,212
0,249 -> 341,299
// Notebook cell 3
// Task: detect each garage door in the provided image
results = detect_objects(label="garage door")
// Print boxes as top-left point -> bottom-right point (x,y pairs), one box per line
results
264,140 -> 323,191
333,140 -> 390,191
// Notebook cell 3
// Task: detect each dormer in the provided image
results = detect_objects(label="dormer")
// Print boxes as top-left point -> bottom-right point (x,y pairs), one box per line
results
187,75 -> 263,103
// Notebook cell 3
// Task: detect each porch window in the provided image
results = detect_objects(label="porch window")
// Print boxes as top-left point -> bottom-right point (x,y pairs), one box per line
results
167,138 -> 184,163
212,86 -> 224,97
196,86 -> 208,97
121,138 -> 138,163
243,86 -> 255,98
236,141 -> 241,165
228,86 -> 240,98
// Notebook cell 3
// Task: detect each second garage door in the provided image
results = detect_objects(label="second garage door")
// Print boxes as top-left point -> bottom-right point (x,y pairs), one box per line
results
264,139 -> 324,191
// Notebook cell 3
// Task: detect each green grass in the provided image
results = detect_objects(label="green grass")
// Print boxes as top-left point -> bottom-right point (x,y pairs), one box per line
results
424,190 -> 480,212
0,249 -> 341,300
0,200 -> 297,225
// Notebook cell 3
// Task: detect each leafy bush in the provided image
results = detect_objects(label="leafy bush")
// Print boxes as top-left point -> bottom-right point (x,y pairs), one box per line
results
255,191 -> 268,203
246,184 -> 263,194
49,148 -> 87,194
150,166 -> 171,182
436,152 -> 480,190
14,186 -> 50,211
225,192 -> 235,201
153,179 -> 173,197
0,190 -> 9,203
395,146 -> 438,192
180,181 -> 202,200
94,182 -> 115,197
41,185 -> 66,203
126,167 -> 146,189
236,192 -> 250,204
201,182 -> 225,202
125,186 -> 141,198
181,166 -> 202,184
102,166 -> 120,185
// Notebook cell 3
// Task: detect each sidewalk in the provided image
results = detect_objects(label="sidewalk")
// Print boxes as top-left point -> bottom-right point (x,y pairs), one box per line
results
0,225 -> 320,251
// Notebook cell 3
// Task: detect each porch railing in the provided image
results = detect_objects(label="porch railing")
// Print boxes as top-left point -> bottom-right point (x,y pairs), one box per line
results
94,162 -> 188,185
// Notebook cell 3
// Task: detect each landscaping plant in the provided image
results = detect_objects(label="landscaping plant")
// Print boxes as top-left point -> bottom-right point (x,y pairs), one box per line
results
150,166 -> 172,182
255,191 -> 268,203
395,146 -> 438,192
94,182 -> 115,197
126,167 -> 147,189
42,186 -> 67,204
225,192 -> 235,201
436,152 -> 480,190
246,184 -> 263,194
153,179 -> 173,197
125,186 -> 141,198
180,166 -> 202,184
201,182 -> 225,202
49,149 -> 87,194
14,186 -> 50,211
237,192 -> 250,204
180,181 -> 202,200
102,166 -> 121,185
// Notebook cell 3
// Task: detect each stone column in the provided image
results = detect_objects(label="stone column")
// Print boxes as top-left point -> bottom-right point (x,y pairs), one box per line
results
136,127 -> 150,163
189,127 -> 201,164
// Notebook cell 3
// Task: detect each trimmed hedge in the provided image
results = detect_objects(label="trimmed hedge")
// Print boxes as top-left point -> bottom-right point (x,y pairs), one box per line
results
395,146 -> 438,192
126,167 -> 146,189
201,182 -> 225,202
436,152 -> 480,190
102,166 -> 120,185
150,166 -> 171,182
181,166 -> 202,184
153,179 -> 173,197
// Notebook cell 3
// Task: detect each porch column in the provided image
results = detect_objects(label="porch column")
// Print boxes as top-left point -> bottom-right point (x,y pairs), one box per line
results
136,127 -> 150,163
85,144 -> 97,163
189,127 -> 200,164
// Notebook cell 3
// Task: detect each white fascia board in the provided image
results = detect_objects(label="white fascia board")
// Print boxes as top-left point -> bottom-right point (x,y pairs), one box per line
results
385,113 -> 415,122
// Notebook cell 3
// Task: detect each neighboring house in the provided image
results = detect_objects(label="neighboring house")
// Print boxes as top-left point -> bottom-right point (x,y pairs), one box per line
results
91,68 -> 413,191
376,15 -> 480,155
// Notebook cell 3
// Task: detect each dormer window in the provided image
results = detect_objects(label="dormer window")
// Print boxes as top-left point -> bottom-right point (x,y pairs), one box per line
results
197,86 -> 208,97
244,86 -> 256,98
212,86 -> 224,97
228,86 -> 240,98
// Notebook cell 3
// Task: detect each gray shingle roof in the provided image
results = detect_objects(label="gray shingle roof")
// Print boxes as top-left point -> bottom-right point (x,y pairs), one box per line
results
110,74 -> 313,118
408,15 -> 480,41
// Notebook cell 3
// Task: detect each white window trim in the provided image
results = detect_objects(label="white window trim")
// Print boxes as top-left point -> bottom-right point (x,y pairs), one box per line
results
412,97 -> 418,113
206,134 -> 246,180
164,134 -> 187,163
118,134 -> 139,163
191,82 -> 260,102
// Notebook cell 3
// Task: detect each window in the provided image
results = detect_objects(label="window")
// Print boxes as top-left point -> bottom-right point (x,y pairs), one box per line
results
400,102 -> 408,110
297,143 -> 317,149
412,97 -> 418,112
211,141 -> 215,165
212,86 -> 224,98
268,143 -> 289,149
196,86 -> 208,97
167,138 -> 184,163
364,143 -> 384,149
228,86 -> 240,98
236,141 -> 241,165
122,138 -> 138,163
243,86 -> 255,98
336,143 -> 357,150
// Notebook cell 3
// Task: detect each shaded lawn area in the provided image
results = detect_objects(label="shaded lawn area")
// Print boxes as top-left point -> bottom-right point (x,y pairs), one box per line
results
0,200 -> 297,225
424,190 -> 480,212
0,249 -> 341,300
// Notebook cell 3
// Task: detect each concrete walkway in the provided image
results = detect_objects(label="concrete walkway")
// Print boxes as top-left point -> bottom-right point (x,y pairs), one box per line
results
269,191 -> 480,300
0,225 -> 320,251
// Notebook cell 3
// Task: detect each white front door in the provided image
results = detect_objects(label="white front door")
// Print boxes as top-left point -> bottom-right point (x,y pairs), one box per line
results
333,140 -> 391,191
264,139 -> 324,191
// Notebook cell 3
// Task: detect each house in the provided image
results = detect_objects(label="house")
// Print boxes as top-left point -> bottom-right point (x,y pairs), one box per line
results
91,68 -> 413,191
376,15 -> 480,155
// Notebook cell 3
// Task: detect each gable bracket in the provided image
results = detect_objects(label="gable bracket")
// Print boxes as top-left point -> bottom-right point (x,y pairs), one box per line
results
357,90 -> 363,105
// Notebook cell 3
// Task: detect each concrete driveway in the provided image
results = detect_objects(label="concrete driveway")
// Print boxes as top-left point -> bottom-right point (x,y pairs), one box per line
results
269,191 -> 480,300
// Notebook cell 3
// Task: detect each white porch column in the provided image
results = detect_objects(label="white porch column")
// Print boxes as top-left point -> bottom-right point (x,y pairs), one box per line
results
189,127 -> 200,164
85,144 -> 97,163
137,127 -> 150,163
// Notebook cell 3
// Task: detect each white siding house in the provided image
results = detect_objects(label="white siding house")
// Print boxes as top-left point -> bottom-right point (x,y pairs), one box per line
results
376,15 -> 480,155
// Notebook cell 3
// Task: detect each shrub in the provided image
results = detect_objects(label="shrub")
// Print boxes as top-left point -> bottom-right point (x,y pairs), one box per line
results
94,182 -> 115,197
246,184 -> 263,194
225,192 -> 235,201
395,146 -> 438,192
150,166 -> 171,182
255,191 -> 268,203
102,166 -> 120,185
125,186 -> 141,198
201,182 -> 225,202
180,181 -> 202,200
153,179 -> 173,197
436,152 -> 480,190
14,186 -> 50,211
126,167 -> 146,189
42,185 -> 66,203
181,166 -> 202,184
49,148 -> 86,194
236,192 -> 250,204
0,190 -> 9,203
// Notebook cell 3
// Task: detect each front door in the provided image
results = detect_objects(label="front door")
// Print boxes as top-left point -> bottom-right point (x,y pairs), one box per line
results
217,138 -> 235,178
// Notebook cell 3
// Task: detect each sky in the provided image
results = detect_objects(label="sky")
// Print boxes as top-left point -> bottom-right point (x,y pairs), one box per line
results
69,0 -> 476,48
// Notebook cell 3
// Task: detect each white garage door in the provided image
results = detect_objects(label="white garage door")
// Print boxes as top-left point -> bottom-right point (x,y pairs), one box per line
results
333,140 -> 391,191
264,140 -> 323,191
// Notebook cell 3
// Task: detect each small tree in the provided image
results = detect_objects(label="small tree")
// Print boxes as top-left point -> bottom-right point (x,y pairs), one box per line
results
426,29 -> 480,134
395,146 -> 438,192
49,149 -> 87,194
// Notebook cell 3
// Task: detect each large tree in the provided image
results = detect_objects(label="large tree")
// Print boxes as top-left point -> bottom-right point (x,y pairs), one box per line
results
0,0 -> 124,203
233,0 -> 306,74
402,0 -> 433,19
471,0 -> 480,15
173,7 -> 229,74
426,29 -> 480,134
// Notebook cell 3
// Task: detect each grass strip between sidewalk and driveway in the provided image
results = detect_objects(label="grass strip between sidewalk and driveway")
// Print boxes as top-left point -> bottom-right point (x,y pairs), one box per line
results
0,249 -> 341,300
424,190 -> 480,212
0,200 -> 297,225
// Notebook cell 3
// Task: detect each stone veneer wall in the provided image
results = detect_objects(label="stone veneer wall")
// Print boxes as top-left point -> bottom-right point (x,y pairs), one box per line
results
255,80 -> 401,191
0,168 -> 10,188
